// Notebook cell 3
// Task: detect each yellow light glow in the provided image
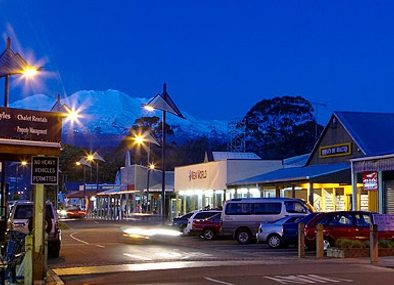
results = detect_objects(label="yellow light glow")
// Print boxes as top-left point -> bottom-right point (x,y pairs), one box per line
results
134,134 -> 145,145
20,161 -> 28,166
75,161 -> 81,166
149,163 -> 155,170
87,154 -> 94,161
66,109 -> 80,122
144,105 -> 155,112
21,66 -> 39,79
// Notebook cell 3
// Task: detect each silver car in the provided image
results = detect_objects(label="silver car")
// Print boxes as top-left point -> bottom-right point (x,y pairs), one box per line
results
256,215 -> 304,248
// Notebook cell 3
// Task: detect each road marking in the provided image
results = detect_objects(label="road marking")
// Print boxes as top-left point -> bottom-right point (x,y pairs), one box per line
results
69,232 -> 89,245
264,274 -> 353,284
95,244 -> 105,248
123,253 -> 153,261
204,277 -> 235,285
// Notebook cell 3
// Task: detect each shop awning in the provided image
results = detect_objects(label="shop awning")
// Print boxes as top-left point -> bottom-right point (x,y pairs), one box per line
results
228,162 -> 351,186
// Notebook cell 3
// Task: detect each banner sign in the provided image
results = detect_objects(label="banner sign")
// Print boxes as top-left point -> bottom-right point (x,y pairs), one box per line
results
363,171 -> 378,191
31,156 -> 59,185
372,214 -> 394,231
0,107 -> 62,143
319,143 -> 351,158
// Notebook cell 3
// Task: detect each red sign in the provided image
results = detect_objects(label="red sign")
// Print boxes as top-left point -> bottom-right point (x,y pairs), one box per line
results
363,172 -> 378,191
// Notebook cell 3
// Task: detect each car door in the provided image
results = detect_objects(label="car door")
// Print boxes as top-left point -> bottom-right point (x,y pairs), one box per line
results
354,213 -> 372,241
325,213 -> 356,241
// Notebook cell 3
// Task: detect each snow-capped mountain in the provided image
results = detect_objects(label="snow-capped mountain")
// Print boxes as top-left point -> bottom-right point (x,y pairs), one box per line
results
11,90 -> 228,147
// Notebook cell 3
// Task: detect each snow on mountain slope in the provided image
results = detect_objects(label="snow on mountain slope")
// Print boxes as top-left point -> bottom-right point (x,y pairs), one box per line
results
11,90 -> 228,144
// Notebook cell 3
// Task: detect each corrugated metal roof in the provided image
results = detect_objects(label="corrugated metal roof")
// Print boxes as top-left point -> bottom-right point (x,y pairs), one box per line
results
335,111 -> 394,156
228,162 -> 349,185
212,152 -> 261,161
283,153 -> 310,168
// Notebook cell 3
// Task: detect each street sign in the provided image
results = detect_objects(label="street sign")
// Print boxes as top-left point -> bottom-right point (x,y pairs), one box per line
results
31,156 -> 59,185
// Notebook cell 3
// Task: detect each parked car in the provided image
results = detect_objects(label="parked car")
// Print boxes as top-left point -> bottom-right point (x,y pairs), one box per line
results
64,206 -> 87,219
304,211 -> 394,250
172,211 -> 196,232
221,198 -> 311,244
282,212 -> 321,247
191,213 -> 222,240
7,201 -> 61,257
184,210 -> 222,235
256,215 -> 305,248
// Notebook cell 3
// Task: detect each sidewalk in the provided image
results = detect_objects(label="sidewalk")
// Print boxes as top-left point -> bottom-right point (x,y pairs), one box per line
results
46,269 -> 64,285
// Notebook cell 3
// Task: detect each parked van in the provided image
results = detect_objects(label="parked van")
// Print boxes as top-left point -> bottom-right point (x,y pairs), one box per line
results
221,198 -> 311,244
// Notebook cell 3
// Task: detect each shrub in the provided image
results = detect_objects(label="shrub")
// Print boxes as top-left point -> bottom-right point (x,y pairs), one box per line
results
379,239 -> 394,248
335,238 -> 367,249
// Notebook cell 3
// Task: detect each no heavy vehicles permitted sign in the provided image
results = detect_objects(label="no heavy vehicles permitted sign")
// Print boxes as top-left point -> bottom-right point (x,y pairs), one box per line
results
31,156 -> 59,185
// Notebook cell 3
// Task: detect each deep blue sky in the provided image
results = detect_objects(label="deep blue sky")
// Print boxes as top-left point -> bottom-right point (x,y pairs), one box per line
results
1,1 -> 394,124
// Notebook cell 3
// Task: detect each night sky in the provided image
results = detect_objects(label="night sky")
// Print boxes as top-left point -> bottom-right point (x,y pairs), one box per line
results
1,0 -> 394,124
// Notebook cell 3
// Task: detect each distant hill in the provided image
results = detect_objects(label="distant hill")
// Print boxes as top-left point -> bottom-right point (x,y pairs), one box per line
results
11,89 -> 228,148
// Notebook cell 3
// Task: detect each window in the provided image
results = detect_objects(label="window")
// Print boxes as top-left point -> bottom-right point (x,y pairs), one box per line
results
194,212 -> 219,219
328,213 -> 353,226
253,203 -> 281,215
355,214 -> 371,227
225,203 -> 252,215
285,201 -> 308,214
14,204 -> 54,219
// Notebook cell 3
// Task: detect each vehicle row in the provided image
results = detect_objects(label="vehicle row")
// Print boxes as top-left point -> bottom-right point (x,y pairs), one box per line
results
173,198 -> 394,250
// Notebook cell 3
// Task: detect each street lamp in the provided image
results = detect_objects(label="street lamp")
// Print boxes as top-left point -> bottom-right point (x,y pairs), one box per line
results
0,37 -> 40,245
144,83 -> 185,223
146,163 -> 155,212
86,152 -> 105,212
76,158 -> 91,210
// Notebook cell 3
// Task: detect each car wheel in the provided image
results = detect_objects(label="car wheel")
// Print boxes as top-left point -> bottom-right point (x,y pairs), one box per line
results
203,229 -> 215,240
323,238 -> 332,251
267,234 -> 282,249
236,228 -> 252,244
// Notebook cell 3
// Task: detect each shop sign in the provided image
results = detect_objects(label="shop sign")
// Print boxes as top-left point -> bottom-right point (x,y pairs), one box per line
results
31,156 -> 59,185
362,171 -> 378,191
319,143 -> 351,158
188,169 -> 207,181
0,107 -> 62,143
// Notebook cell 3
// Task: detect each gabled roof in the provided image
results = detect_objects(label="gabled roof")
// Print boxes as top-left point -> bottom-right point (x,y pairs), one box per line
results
228,162 -> 350,186
335,111 -> 394,156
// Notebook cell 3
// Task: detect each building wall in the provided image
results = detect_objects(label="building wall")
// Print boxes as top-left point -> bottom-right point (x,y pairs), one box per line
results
175,161 -> 228,192
227,160 -> 283,184
308,116 -> 365,165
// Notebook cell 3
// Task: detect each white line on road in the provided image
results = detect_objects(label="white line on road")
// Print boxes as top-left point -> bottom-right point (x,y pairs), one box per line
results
264,274 -> 354,284
95,244 -> 105,248
123,253 -> 153,261
69,232 -> 89,245
204,277 -> 235,285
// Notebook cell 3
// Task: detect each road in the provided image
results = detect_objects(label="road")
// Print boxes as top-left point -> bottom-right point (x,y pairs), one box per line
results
49,219 -> 394,284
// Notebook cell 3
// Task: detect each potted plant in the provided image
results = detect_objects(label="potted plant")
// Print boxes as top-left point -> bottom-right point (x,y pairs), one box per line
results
327,238 -> 394,258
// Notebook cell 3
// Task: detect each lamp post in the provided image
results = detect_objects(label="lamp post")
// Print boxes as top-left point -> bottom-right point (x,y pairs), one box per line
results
144,83 -> 185,223
0,37 -> 40,252
76,158 -> 91,210
146,163 -> 155,212
86,152 -> 105,213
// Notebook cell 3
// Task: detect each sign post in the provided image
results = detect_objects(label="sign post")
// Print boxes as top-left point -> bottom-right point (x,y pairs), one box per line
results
31,156 -> 58,284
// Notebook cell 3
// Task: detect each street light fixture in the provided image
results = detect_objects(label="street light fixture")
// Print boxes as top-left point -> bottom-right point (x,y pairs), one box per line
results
143,83 -> 185,223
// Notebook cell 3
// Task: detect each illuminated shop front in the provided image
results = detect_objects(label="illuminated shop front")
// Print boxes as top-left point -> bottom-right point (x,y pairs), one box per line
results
174,152 -> 283,215
228,111 -> 394,213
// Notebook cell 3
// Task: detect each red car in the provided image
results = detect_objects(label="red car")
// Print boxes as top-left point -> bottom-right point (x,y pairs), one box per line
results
191,213 -> 222,240
65,206 -> 87,219
304,211 -> 394,250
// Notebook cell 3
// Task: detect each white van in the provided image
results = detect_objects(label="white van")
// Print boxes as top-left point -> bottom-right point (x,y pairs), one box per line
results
221,198 -> 311,244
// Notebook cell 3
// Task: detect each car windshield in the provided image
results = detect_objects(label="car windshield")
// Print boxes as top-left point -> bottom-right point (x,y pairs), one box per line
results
14,204 -> 54,219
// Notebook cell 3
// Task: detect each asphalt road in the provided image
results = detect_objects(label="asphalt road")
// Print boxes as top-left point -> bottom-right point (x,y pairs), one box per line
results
49,219 -> 394,285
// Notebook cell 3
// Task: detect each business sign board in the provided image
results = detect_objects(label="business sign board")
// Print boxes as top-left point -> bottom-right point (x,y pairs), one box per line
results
0,107 -> 62,143
363,171 -> 378,191
319,143 -> 352,158
31,156 -> 59,185
372,214 -> 394,231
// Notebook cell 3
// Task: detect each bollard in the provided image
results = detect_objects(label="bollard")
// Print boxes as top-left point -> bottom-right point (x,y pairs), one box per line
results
370,224 -> 378,263
298,222 -> 305,258
316,223 -> 324,259
24,234 -> 33,285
